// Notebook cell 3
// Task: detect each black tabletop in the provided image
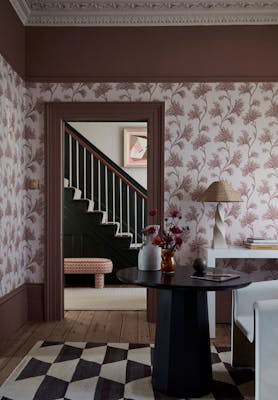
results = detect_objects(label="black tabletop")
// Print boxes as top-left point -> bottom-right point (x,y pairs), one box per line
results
116,266 -> 251,291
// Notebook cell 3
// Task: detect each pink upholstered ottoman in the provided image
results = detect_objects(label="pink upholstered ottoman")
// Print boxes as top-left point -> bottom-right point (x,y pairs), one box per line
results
64,258 -> 113,288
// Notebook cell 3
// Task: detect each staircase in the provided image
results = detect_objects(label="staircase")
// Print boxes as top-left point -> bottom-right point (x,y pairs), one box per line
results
63,123 -> 147,284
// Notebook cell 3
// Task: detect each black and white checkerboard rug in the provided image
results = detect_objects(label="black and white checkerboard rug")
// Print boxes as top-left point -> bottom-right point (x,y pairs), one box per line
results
0,341 -> 254,400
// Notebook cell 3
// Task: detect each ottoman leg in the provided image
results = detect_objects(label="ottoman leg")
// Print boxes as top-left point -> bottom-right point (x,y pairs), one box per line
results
95,274 -> 104,289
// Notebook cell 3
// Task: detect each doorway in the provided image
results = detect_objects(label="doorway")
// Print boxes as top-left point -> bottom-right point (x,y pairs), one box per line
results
63,120 -> 148,311
45,102 -> 164,320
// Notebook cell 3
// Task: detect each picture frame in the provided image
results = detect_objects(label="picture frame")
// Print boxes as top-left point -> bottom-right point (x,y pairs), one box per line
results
123,128 -> 147,168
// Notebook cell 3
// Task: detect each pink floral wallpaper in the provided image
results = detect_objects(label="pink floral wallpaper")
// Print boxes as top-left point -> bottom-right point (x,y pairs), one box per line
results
1,53 -> 278,297
0,55 -> 27,296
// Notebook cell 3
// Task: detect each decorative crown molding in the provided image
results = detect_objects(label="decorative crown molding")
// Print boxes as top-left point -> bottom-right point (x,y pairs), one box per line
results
9,0 -> 30,25
9,0 -> 278,26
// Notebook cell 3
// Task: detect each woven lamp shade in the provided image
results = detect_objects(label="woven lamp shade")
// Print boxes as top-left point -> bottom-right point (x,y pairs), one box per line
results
199,181 -> 242,203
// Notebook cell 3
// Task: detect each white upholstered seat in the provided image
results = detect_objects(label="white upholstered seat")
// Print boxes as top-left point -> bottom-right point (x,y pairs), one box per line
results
231,279 -> 278,400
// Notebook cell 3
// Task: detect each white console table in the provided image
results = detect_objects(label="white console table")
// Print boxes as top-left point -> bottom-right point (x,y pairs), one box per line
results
205,247 -> 278,268
202,247 -> 278,338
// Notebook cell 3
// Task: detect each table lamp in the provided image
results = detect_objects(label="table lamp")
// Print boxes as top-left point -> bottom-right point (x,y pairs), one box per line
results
199,181 -> 242,248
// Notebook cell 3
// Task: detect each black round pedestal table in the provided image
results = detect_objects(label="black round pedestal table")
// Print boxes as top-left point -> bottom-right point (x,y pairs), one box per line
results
116,266 -> 251,398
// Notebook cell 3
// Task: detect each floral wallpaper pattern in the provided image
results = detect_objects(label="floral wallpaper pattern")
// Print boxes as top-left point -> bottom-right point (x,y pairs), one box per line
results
1,53 -> 278,297
0,55 -> 27,296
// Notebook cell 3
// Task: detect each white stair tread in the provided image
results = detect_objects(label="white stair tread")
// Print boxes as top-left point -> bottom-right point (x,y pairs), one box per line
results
130,243 -> 143,249
116,232 -> 133,238
86,199 -> 94,212
73,188 -> 82,199
101,210 -> 107,223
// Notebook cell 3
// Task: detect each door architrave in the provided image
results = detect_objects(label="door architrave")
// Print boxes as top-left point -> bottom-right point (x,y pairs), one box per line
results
44,101 -> 164,320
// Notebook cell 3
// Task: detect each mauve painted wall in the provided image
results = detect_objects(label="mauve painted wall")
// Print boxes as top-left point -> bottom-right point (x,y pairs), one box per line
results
25,25 -> 278,82
0,0 -> 25,78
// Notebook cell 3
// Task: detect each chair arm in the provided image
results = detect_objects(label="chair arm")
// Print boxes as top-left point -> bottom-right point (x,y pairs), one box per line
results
233,280 -> 278,320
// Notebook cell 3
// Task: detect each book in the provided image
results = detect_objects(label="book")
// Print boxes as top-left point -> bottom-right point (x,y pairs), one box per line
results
245,241 -> 278,246
246,238 -> 278,244
245,244 -> 278,250
191,272 -> 240,282
247,237 -> 277,241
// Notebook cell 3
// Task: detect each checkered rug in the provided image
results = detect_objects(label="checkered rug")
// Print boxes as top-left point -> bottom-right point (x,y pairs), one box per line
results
0,341 -> 254,400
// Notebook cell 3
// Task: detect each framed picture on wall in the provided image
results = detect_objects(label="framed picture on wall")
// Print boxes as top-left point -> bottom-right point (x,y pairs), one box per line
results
123,128 -> 147,167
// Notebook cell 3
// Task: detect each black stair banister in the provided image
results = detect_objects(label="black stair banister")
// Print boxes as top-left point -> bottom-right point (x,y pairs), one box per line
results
65,123 -> 147,197
64,122 -> 147,245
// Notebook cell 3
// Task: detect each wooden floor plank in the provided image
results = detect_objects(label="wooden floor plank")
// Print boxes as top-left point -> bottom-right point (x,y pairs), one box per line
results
0,321 -> 39,358
121,311 -> 138,343
0,320 -> 59,384
149,320 -> 156,342
138,311 -> 152,343
213,323 -> 231,347
47,311 -> 81,341
85,311 -> 110,342
0,310 -> 231,386
0,321 -> 40,378
66,311 -> 94,341
105,311 -> 123,343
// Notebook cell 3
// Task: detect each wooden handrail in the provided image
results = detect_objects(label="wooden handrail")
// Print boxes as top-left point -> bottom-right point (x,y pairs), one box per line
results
65,124 -> 147,200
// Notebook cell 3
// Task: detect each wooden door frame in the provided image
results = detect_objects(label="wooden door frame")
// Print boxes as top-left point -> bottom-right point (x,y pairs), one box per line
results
44,102 -> 165,320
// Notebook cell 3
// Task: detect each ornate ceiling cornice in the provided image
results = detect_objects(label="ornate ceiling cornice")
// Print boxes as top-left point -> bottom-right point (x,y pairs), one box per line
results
9,0 -> 278,26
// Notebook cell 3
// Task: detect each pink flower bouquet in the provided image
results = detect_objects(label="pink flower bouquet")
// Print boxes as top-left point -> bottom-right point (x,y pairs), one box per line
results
145,208 -> 189,252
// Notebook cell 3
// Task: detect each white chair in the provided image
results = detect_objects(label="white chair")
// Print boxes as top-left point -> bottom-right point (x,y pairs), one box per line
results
231,279 -> 278,400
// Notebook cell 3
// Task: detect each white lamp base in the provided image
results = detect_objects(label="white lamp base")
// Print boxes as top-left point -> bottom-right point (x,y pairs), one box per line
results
212,203 -> 227,248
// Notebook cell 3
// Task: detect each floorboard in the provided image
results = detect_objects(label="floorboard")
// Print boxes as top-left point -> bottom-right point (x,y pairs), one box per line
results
0,311 -> 231,386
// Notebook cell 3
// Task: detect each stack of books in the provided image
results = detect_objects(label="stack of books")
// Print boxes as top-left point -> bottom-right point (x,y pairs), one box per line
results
244,238 -> 278,250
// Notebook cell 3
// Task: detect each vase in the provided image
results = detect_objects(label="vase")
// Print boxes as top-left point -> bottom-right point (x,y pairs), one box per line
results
161,248 -> 176,274
138,225 -> 161,271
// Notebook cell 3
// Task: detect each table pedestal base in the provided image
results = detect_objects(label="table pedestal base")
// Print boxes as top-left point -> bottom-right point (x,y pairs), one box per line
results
152,289 -> 212,398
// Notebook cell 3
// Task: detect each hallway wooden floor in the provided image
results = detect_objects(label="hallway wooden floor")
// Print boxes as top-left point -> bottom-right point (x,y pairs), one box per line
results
0,311 -> 231,386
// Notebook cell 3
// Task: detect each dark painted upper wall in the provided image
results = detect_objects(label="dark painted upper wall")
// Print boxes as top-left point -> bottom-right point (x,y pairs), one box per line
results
0,1 -> 25,78
25,25 -> 278,82
0,4 -> 277,83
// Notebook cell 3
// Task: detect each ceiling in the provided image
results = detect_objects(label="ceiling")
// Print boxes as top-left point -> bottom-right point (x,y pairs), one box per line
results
9,0 -> 278,26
